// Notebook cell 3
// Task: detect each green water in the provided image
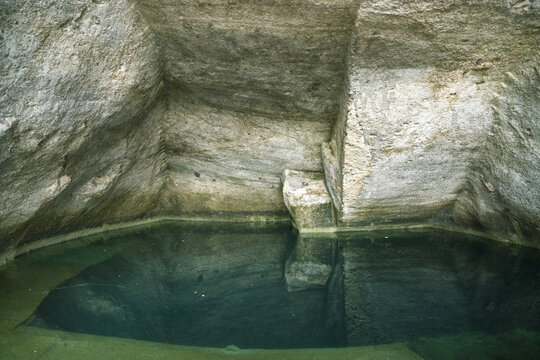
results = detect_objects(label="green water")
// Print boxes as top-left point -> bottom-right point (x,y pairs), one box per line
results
1,221 -> 539,359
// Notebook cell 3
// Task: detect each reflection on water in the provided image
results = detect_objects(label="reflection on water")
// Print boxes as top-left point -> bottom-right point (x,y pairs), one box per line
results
25,222 -> 540,357
28,223 -> 338,349
339,232 -> 540,346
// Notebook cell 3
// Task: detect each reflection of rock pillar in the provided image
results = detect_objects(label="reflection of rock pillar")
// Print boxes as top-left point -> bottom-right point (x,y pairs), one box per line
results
325,254 -> 346,346
284,232 -> 346,344
284,233 -> 337,292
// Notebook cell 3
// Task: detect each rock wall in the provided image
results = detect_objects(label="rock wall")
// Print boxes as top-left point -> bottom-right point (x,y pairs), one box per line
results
1,0 -> 539,263
321,1 -> 540,244
136,0 -> 357,120
0,0 -> 163,264
452,63 -> 540,246
136,0 -> 357,217
157,91 -> 331,218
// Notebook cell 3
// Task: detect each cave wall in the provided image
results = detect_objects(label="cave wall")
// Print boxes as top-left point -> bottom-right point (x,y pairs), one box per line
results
0,0 -> 164,263
0,0 -> 539,263
452,63 -> 540,246
136,0 -> 357,217
321,1 -> 539,244
136,0 -> 357,119
158,91 -> 332,217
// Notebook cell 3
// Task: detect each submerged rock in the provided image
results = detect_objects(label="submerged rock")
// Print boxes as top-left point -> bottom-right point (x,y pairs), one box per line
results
22,223 -> 540,350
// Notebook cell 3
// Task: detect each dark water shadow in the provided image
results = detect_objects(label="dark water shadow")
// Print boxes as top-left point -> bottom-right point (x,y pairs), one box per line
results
26,223 -> 540,354
27,222 -> 340,349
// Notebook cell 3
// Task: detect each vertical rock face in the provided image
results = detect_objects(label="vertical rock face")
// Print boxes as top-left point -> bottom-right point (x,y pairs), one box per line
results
0,0 -> 358,262
0,0 -> 163,263
453,66 -> 540,245
138,0 -> 357,217
137,0 -> 357,120
320,1 -> 540,245
326,66 -> 494,224
157,92 -> 332,217
1,0 -> 539,262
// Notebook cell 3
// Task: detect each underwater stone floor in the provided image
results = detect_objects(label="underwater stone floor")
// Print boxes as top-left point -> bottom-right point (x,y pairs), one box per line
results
1,221 -> 539,359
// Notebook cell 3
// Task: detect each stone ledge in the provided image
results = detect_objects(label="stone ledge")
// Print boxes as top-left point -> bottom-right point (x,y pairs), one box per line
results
282,169 -> 336,232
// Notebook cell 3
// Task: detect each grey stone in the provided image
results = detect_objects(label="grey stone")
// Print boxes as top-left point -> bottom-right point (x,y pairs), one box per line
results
1,0 -> 539,263
322,2 -> 540,245
282,170 -> 335,232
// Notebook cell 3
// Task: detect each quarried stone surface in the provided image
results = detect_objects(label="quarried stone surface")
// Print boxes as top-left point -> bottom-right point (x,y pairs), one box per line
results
1,0 -> 539,263
322,2 -> 540,245
282,170 -> 335,232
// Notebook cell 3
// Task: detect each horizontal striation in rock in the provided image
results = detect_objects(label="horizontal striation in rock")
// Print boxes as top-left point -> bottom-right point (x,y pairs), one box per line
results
136,0 -> 357,119
158,91 -> 331,214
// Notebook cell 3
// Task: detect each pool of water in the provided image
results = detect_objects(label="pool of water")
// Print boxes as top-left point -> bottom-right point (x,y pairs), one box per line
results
1,221 -> 540,359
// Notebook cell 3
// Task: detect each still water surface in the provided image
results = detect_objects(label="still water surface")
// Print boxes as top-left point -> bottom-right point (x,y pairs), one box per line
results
2,221 -> 540,359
